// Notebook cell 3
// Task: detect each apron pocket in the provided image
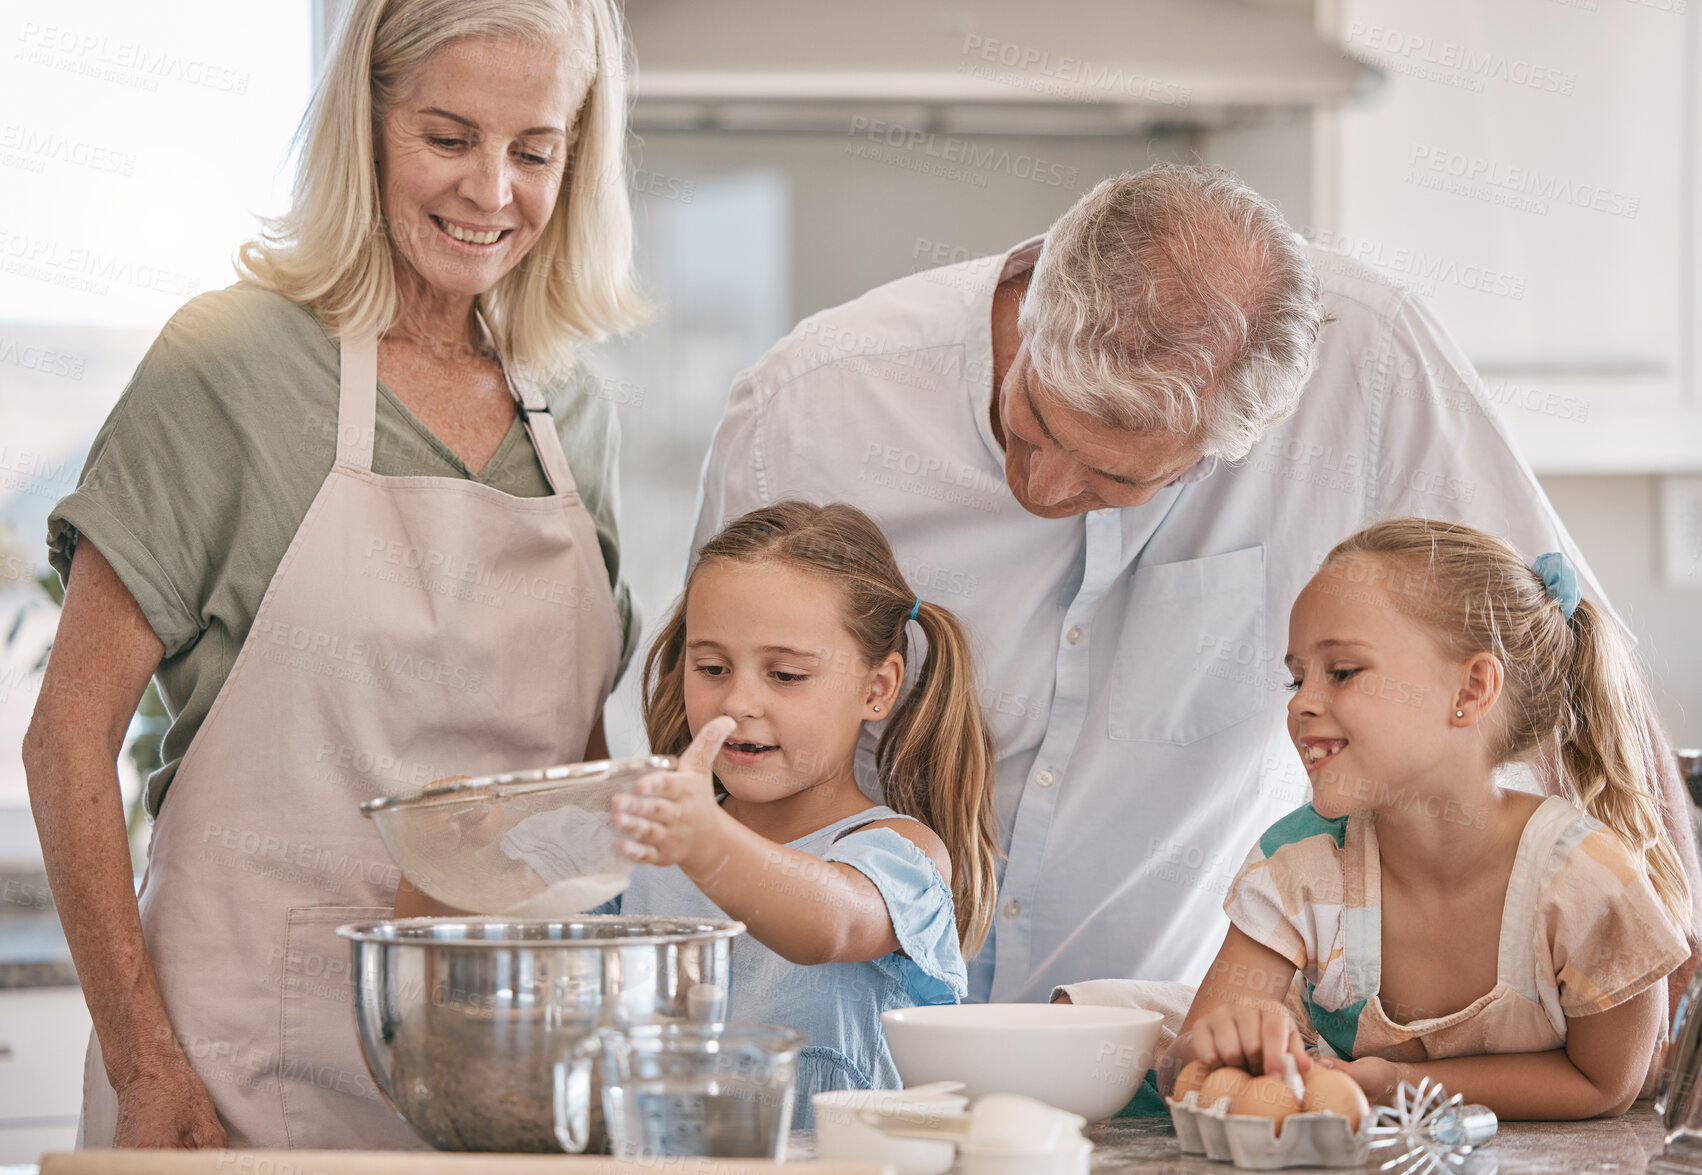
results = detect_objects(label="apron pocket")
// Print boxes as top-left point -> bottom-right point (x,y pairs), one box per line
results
1108,545 -> 1270,745
278,905 -> 421,1150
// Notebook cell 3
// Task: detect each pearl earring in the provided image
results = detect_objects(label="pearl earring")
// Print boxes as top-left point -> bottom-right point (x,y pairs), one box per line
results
1455,709 -> 1465,719
873,705 -> 882,713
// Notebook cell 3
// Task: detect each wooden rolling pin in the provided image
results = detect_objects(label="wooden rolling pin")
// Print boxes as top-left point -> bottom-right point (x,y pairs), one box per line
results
42,1152 -> 889,1175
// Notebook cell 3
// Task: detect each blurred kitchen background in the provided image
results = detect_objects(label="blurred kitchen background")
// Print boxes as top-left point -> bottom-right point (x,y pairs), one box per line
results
1,0 -> 1699,1156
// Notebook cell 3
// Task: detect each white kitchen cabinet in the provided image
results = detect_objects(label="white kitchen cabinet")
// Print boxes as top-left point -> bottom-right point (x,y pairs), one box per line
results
1315,0 -> 1702,472
0,987 -> 89,1162
0,1122 -> 79,1165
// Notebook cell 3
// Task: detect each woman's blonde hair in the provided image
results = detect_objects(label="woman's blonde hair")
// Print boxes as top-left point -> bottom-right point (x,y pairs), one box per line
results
238,0 -> 647,376
643,502 -> 1001,955
1327,518 -> 1690,930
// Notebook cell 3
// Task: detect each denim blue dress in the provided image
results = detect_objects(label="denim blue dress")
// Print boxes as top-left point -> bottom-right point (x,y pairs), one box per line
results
597,805 -> 966,1126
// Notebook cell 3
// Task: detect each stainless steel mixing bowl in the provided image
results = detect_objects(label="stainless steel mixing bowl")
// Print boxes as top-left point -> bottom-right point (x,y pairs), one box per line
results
338,916 -> 743,1152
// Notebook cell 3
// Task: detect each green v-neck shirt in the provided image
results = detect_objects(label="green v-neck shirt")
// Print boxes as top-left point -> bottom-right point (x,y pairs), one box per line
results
48,282 -> 639,815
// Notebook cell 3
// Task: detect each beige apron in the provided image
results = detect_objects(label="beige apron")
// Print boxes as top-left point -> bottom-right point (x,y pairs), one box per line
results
79,331 -> 622,1148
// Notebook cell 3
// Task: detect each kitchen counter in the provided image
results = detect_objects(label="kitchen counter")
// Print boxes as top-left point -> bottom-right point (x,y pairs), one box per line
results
0,1106 -> 1673,1174
791,1101 -> 1670,1173
0,960 -> 77,988
0,871 -> 77,989
1081,1105 -> 1664,1173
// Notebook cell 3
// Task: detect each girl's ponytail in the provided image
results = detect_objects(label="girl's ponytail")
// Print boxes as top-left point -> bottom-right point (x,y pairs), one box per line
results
877,601 -> 999,956
1559,599 -> 1691,931
648,500 -> 1002,952
640,593 -> 692,760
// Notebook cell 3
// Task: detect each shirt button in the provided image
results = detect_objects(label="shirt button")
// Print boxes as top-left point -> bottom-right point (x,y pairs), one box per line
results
1004,901 -> 1022,919
1035,770 -> 1055,788
1065,626 -> 1082,645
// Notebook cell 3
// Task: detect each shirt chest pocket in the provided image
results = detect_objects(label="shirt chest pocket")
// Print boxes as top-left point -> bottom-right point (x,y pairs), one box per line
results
1108,545 -> 1269,745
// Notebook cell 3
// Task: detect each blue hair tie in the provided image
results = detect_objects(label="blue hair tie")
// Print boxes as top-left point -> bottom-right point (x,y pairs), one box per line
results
909,597 -> 921,621
1531,552 -> 1580,619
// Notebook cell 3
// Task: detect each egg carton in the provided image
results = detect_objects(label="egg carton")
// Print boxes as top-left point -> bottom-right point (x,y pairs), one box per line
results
1166,1092 -> 1372,1169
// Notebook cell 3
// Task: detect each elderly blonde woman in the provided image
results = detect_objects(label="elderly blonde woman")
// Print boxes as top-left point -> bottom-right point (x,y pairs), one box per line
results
24,0 -> 643,1150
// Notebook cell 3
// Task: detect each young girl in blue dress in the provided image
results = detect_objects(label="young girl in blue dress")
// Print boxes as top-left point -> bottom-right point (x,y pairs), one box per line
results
600,501 -> 999,1115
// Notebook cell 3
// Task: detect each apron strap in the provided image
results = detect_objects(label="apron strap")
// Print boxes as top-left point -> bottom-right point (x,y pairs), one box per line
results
336,332 -> 379,471
472,310 -> 581,497
339,317 -> 581,495
508,373 -> 581,497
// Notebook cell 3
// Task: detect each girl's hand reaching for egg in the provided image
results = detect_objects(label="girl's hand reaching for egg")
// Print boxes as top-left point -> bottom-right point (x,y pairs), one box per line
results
611,716 -> 737,874
1191,999 -> 1312,1079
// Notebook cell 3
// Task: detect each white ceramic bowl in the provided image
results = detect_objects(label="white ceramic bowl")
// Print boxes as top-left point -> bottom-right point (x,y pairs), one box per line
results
958,1139 -> 1092,1175
811,1088 -> 968,1175
881,1003 -> 1164,1122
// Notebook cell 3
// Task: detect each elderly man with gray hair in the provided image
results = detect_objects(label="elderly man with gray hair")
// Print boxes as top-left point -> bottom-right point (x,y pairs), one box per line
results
693,163 -> 1699,1012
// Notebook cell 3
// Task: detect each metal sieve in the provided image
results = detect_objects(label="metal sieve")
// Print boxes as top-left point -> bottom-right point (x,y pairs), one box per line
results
360,755 -> 673,916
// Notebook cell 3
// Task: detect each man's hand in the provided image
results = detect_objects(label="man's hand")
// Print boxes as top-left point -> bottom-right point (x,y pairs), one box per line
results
611,717 -> 736,874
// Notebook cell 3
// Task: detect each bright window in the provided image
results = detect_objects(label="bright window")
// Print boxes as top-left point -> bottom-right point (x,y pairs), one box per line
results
0,1 -> 311,855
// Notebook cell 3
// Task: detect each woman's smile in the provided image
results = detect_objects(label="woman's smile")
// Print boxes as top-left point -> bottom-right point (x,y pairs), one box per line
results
429,214 -> 512,247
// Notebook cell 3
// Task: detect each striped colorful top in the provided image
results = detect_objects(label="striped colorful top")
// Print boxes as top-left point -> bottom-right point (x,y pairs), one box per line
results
1224,796 -> 1687,1065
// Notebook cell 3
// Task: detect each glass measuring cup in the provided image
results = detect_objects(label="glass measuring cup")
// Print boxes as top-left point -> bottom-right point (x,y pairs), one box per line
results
555,1022 -> 803,1159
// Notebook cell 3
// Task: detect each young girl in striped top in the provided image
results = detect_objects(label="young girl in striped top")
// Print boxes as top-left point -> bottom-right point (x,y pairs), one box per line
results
1171,517 -> 1691,1118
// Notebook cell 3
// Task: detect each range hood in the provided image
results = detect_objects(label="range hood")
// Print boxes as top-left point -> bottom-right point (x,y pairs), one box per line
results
622,0 -> 1381,136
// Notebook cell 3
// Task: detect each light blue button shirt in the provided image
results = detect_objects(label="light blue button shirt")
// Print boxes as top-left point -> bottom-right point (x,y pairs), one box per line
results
693,237 -> 1616,1004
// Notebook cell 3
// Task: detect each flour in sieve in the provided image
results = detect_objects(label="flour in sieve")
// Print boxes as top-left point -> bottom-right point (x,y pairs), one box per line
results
502,871 -> 632,917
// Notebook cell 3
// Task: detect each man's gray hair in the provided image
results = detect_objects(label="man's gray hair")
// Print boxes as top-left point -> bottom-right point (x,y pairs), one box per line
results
1019,163 -> 1323,461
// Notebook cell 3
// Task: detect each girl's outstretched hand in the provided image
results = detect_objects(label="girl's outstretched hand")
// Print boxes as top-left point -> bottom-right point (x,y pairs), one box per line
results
1315,1055 -> 1397,1105
1190,999 -> 1312,1078
611,716 -> 736,873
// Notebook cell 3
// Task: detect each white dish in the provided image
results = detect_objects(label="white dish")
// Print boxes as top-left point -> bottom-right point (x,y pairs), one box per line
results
812,1087 -> 968,1175
958,1138 -> 1093,1175
881,1003 -> 1164,1122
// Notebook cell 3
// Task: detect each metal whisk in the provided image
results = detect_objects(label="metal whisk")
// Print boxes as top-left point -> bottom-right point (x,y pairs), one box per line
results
1367,1079 -> 1498,1175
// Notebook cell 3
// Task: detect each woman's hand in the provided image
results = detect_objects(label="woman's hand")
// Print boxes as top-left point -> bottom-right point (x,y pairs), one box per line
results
112,1051 -> 227,1149
1315,1055 -> 1398,1106
24,541 -> 223,1147
610,717 -> 736,875
1190,998 -> 1311,1078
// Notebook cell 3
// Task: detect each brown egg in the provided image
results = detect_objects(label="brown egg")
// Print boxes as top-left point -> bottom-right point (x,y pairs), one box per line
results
1172,1060 -> 1213,1100
1301,1065 -> 1370,1130
1197,1065 -> 1252,1108
1230,1074 -> 1302,1135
